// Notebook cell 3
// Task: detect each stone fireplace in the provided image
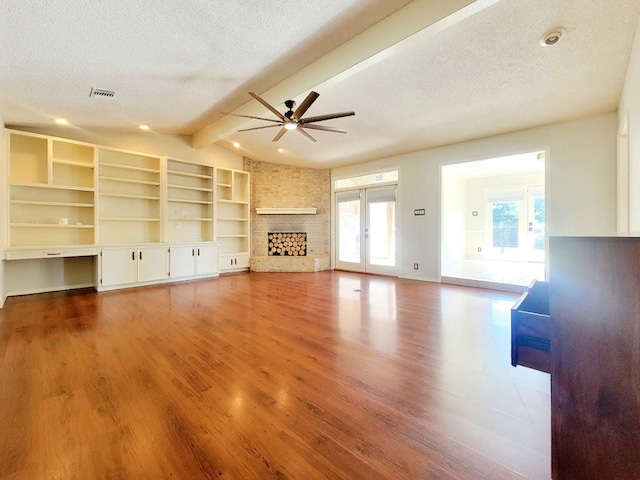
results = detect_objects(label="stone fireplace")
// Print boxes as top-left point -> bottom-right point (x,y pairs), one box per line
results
245,158 -> 330,273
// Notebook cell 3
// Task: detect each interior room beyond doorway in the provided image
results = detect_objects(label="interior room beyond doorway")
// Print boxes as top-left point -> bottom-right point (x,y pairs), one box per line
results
441,151 -> 546,291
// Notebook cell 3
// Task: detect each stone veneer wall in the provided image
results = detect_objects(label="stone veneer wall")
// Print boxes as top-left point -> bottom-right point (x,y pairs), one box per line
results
244,158 -> 330,268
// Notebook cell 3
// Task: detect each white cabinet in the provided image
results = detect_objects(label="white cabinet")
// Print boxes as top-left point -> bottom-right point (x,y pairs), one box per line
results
220,253 -> 250,271
169,243 -> 219,279
100,245 -> 168,288
196,244 -> 219,275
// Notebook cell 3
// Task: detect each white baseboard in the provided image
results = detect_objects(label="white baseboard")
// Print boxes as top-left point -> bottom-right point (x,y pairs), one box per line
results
398,274 -> 441,283
5,283 -> 96,299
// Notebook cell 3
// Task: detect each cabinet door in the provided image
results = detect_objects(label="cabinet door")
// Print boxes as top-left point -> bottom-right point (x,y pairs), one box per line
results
235,253 -> 250,269
137,246 -> 168,283
101,248 -> 137,287
195,244 -> 219,275
220,253 -> 249,271
170,245 -> 196,279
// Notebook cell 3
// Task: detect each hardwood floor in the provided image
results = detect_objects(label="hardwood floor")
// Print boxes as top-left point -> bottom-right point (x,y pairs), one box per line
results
0,271 -> 550,479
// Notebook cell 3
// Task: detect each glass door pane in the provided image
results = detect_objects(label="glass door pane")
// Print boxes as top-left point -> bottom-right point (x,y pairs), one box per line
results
527,186 -> 545,262
365,187 -> 396,275
336,190 -> 364,271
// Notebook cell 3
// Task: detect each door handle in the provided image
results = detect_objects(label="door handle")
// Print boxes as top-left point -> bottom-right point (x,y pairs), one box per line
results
132,251 -> 135,261
139,251 -> 143,260
197,248 -> 200,256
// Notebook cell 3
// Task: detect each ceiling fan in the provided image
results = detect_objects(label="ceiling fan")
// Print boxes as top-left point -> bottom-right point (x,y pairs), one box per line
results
226,91 -> 355,143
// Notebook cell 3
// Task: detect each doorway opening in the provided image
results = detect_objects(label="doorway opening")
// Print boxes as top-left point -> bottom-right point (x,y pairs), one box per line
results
441,151 -> 546,289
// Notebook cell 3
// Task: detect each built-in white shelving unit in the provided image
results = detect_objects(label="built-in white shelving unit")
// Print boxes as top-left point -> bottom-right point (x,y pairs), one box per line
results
98,148 -> 162,244
2,129 -> 249,306
8,131 -> 96,247
166,158 -> 214,243
215,167 -> 250,271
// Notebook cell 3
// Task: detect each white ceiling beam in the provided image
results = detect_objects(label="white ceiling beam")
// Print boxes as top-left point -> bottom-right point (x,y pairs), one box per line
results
192,0 -> 500,149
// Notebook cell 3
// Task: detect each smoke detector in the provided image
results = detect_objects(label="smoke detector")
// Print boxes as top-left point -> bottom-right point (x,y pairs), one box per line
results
540,28 -> 566,47
89,88 -> 115,98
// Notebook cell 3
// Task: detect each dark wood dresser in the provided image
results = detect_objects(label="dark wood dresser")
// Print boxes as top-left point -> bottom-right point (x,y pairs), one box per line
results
548,236 -> 640,479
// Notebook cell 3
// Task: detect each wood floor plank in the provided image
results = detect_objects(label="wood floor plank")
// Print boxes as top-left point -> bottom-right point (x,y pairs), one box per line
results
0,271 -> 550,479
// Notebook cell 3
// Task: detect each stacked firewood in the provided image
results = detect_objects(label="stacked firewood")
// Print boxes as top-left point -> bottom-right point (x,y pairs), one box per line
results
268,232 -> 307,256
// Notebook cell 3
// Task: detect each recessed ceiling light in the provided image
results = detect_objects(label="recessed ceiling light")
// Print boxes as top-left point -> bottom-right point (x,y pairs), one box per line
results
139,124 -> 149,131
54,118 -> 69,125
277,148 -> 285,153
540,28 -> 566,47
232,142 -> 241,148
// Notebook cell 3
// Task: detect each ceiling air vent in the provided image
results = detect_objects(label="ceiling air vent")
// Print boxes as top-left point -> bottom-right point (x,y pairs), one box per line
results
89,88 -> 115,98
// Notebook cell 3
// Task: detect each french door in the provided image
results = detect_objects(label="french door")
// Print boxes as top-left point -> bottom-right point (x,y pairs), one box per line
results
335,186 -> 396,275
487,185 -> 545,262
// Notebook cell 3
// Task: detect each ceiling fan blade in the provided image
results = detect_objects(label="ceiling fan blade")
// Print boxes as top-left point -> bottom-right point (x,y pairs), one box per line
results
237,124 -> 281,132
223,113 -> 281,123
302,124 -> 347,134
272,127 -> 287,142
297,128 -> 317,143
249,92 -> 285,121
292,91 -> 319,121
300,111 -> 355,124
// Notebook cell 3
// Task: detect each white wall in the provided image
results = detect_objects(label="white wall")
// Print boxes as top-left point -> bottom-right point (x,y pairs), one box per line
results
441,168 -> 466,268
9,127 -> 244,170
0,115 -> 5,305
619,16 -> 640,231
332,113 -> 617,281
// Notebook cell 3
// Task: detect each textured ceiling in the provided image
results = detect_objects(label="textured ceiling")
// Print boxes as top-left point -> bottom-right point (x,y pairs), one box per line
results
0,0 -> 412,132
1,0 -> 639,168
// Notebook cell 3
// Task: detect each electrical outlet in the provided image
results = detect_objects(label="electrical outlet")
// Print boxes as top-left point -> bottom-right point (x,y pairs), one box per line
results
477,247 -> 482,252
175,222 -> 182,229
413,263 -> 419,270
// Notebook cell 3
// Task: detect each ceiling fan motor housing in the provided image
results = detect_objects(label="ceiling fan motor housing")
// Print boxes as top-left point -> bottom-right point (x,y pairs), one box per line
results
284,100 -> 296,119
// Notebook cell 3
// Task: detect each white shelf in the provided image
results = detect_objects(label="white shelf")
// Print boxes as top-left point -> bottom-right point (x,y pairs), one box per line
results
168,184 -> 213,192
168,217 -> 213,222
11,200 -> 94,208
100,176 -> 160,186
217,183 -> 232,188
100,217 -> 160,222
100,193 -> 160,201
11,182 -> 95,192
217,199 -> 249,205
11,223 -> 94,229
167,198 -> 213,205
100,162 -> 160,174
52,159 -> 94,168
167,169 -> 213,180
217,234 -> 248,238
218,217 -> 248,221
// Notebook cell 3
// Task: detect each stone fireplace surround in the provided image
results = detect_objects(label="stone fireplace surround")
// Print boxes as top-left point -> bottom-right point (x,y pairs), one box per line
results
245,158 -> 330,273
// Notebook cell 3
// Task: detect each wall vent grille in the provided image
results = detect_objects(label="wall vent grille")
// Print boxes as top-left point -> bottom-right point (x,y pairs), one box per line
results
90,88 -> 115,98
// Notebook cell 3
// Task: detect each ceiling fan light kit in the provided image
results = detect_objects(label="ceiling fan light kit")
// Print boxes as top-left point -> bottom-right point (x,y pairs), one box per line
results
226,91 -> 355,143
